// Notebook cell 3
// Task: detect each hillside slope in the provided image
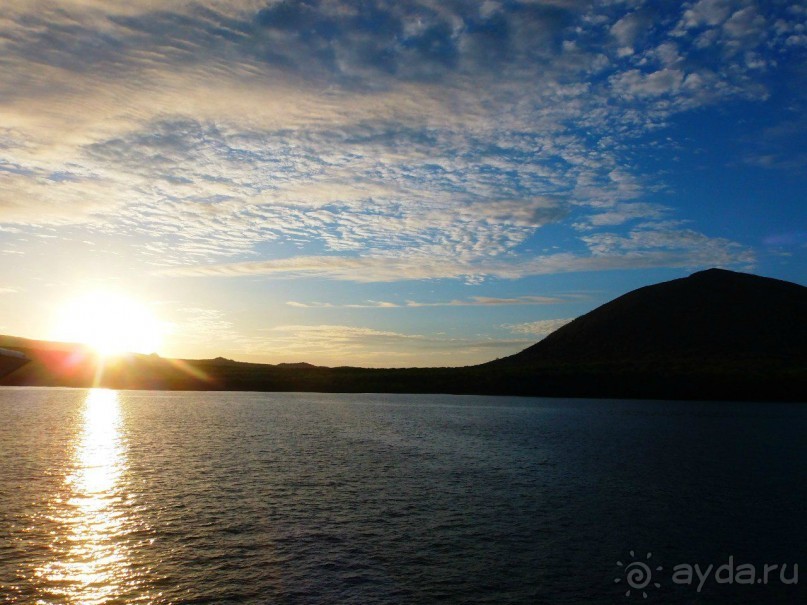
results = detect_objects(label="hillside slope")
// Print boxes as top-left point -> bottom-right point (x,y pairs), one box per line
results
503,268 -> 807,365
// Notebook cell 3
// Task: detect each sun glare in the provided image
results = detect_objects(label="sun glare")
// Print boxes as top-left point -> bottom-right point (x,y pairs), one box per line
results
53,292 -> 163,355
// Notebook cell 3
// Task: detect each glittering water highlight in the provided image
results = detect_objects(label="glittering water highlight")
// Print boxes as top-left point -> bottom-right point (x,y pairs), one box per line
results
0,389 -> 804,604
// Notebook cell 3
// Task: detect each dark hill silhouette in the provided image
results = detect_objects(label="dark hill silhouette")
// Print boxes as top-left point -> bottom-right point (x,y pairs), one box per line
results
0,269 -> 804,400
501,268 -> 807,365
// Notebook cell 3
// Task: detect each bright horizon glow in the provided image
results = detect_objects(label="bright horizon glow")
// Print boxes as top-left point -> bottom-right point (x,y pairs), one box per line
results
51,292 -> 163,355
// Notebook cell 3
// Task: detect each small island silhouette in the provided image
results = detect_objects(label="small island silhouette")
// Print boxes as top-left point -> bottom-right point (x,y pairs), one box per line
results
1,269 -> 805,401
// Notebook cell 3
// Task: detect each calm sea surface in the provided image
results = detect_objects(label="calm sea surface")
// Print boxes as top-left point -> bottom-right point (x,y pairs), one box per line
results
0,388 -> 804,604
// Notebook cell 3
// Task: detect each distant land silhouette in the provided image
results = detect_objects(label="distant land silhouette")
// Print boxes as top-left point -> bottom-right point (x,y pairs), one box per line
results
1,269 -> 805,401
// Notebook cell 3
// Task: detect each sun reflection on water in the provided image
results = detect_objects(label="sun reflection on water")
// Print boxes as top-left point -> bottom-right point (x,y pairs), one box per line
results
35,389 -> 133,604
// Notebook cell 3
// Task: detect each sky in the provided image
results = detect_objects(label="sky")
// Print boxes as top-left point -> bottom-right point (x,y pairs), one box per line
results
0,0 -> 805,367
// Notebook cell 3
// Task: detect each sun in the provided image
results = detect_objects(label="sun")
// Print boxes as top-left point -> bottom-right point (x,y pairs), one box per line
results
52,292 -> 163,355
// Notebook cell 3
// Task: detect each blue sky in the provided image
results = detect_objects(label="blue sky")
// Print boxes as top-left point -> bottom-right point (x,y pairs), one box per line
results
0,0 -> 805,366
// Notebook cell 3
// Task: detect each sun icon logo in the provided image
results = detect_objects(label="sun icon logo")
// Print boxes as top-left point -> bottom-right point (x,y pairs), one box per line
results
615,551 -> 662,598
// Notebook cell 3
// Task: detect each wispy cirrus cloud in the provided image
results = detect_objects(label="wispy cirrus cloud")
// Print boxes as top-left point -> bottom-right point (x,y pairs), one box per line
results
404,295 -> 570,307
287,300 -> 400,309
264,324 -> 531,367
287,294 -> 569,308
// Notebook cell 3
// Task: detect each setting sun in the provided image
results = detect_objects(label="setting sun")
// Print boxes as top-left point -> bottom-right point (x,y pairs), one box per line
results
52,292 -> 163,355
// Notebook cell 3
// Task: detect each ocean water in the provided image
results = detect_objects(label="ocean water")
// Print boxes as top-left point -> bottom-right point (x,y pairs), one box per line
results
0,388 -> 804,604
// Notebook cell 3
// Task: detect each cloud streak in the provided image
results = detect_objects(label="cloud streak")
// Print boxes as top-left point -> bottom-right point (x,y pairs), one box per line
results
160,236 -> 754,282
287,294 -> 569,308
264,323 -> 532,367
504,318 -> 575,339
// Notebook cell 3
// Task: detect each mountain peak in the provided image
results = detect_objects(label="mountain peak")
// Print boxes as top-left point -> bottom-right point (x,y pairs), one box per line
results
501,269 -> 807,365
689,267 -> 736,277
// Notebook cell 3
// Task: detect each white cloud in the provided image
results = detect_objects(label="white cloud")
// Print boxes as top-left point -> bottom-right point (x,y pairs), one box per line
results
723,6 -> 766,40
0,0 -> 787,282
286,300 -> 400,309
287,294 -> 568,308
680,0 -> 733,29
0,174 -> 123,225
160,230 -> 754,282
407,295 -> 568,307
610,69 -> 685,98
611,11 -> 645,50
650,42 -> 682,67
574,202 -> 668,229
581,226 -> 755,269
504,318 -> 574,338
